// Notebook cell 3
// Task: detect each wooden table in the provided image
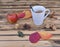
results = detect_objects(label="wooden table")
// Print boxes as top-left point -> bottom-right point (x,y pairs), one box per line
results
0,0 -> 60,47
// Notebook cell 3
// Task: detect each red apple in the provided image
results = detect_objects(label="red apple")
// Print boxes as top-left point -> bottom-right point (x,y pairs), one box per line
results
7,13 -> 18,24
16,12 -> 25,19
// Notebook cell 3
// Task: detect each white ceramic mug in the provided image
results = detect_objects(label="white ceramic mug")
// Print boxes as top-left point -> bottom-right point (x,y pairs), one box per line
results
30,5 -> 50,25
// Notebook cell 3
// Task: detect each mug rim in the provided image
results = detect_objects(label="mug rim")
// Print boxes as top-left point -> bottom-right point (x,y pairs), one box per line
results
31,5 -> 46,13
31,9 -> 45,14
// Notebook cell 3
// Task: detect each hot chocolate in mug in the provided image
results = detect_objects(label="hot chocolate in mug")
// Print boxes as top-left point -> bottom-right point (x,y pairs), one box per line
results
30,5 -> 50,26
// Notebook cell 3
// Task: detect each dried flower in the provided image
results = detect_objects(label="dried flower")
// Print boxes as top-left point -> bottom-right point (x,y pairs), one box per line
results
23,23 -> 31,30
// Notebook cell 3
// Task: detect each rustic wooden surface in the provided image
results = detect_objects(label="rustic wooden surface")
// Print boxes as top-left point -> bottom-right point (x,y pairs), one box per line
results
0,0 -> 60,47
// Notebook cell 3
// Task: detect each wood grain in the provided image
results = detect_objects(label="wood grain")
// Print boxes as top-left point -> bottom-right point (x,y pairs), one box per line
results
0,30 -> 60,41
0,18 -> 59,30
0,8 -> 60,17
0,1 -> 60,7
0,0 -> 60,46
0,32 -> 59,41
0,41 -> 55,47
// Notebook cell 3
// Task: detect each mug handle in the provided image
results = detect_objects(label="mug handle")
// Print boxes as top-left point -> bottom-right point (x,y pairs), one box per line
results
44,9 -> 50,19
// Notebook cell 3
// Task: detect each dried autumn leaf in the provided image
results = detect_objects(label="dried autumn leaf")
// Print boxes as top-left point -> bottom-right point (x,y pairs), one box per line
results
50,24 -> 57,31
49,11 -> 55,18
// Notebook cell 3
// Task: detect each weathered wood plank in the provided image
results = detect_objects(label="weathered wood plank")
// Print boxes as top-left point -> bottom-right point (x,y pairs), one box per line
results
0,8 -> 60,14
0,41 -> 55,47
0,24 -> 59,30
15,1 -> 59,2
0,34 -> 59,40
0,1 -> 60,7
0,5 -> 60,9
0,16 -> 60,22
15,1 -> 60,3
0,0 -> 60,3
0,30 -> 60,41
1,0 -> 60,3
0,13 -> 59,20
0,30 -> 60,34
0,0 -> 60,47
0,18 -> 59,30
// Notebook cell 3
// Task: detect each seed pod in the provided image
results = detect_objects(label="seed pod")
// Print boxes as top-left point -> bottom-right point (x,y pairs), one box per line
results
23,23 -> 31,30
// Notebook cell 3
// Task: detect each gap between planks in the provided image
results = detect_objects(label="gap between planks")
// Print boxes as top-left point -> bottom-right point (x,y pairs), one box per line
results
0,30 -> 60,34
0,34 -> 59,41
